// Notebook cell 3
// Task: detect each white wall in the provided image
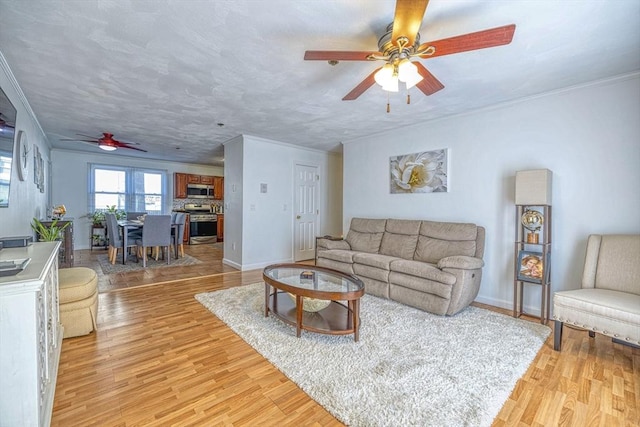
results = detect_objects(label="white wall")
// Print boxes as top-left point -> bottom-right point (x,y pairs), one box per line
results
51,149 -> 222,249
221,135 -> 243,267
224,135 -> 343,270
0,53 -> 50,237
342,74 -> 640,316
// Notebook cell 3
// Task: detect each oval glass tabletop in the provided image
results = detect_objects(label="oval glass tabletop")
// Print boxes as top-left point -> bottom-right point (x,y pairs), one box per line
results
263,264 -> 363,294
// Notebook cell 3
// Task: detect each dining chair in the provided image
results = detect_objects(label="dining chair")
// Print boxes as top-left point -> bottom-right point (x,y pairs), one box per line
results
171,212 -> 187,258
105,213 -> 137,264
135,215 -> 172,267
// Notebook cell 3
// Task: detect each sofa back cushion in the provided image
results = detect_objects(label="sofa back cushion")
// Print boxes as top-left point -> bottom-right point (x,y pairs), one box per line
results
379,219 -> 421,259
414,221 -> 479,264
345,218 -> 387,253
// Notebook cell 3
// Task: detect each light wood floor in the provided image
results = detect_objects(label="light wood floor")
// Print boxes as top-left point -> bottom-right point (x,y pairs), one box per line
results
53,247 -> 639,426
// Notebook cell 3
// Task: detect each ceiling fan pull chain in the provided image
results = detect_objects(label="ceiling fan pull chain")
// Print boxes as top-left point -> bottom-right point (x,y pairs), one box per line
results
387,92 -> 391,113
407,92 -> 411,105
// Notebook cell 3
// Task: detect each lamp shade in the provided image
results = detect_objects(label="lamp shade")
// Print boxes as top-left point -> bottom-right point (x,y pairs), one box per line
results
515,169 -> 552,205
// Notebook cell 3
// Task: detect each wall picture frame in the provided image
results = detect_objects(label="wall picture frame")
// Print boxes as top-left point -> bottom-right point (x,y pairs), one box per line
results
517,250 -> 546,284
390,148 -> 448,193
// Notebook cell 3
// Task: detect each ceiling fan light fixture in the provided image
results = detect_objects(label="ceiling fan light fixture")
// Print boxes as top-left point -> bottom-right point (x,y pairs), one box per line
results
374,63 -> 394,86
382,76 -> 399,92
398,60 -> 423,89
375,63 -> 400,92
99,144 -> 117,151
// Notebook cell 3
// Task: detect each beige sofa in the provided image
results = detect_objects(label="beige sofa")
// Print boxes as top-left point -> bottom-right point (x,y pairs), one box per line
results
316,218 -> 485,315
553,234 -> 640,350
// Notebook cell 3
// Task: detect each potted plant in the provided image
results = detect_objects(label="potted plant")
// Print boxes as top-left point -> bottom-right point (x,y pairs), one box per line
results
31,218 -> 70,241
105,205 -> 127,220
89,210 -> 106,226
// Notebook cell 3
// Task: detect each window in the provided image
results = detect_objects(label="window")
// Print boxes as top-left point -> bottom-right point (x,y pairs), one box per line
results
89,164 -> 167,214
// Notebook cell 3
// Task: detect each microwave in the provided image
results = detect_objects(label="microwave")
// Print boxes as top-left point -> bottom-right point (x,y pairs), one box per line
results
187,183 -> 214,199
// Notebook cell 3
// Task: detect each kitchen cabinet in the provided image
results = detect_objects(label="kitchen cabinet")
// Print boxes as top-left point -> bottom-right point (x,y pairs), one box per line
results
187,174 -> 214,184
174,173 -> 189,198
0,242 -> 63,427
213,176 -> 224,200
217,214 -> 224,242
200,175 -> 214,185
174,173 -> 222,199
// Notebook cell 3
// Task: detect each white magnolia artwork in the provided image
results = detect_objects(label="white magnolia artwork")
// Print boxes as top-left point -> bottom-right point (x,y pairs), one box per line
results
390,149 -> 448,193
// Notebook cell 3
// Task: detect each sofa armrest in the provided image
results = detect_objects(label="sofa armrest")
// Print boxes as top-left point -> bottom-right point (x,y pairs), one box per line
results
437,255 -> 484,270
317,236 -> 351,251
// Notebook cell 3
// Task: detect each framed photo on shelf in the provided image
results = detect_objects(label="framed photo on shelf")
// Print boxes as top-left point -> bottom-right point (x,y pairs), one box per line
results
517,250 -> 546,284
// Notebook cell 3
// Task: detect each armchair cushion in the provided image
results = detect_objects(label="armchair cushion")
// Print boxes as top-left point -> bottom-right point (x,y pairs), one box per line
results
553,234 -> 640,350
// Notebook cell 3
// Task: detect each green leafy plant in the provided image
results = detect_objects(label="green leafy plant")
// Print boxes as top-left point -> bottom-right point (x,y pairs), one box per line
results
89,210 -> 105,225
105,205 -> 127,220
87,205 -> 126,225
31,218 -> 70,241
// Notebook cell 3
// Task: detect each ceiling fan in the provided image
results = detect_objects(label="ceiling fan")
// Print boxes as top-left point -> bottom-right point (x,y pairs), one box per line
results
60,132 -> 147,152
304,0 -> 515,109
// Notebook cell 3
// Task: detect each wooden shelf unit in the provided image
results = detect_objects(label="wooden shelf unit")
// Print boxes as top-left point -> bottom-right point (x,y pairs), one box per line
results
513,205 -> 551,324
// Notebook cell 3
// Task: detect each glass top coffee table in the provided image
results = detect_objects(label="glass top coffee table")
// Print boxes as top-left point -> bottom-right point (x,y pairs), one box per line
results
263,263 -> 365,341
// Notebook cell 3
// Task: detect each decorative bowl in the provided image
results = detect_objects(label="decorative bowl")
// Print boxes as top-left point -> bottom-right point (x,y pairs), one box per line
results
287,293 -> 331,312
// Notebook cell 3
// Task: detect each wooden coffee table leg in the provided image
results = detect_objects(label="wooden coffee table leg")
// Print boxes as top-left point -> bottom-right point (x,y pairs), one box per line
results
264,283 -> 270,317
296,295 -> 303,337
353,298 -> 360,342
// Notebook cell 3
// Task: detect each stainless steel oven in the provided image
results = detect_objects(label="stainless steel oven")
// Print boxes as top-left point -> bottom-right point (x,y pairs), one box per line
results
189,213 -> 217,244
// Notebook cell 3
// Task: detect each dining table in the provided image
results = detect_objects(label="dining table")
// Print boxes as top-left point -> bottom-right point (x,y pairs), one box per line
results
117,219 -> 182,265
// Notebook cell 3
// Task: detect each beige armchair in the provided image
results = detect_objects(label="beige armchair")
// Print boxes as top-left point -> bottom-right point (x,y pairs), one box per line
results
553,234 -> 640,351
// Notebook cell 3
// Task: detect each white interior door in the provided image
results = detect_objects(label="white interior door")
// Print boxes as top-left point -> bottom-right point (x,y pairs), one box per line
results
294,164 -> 319,261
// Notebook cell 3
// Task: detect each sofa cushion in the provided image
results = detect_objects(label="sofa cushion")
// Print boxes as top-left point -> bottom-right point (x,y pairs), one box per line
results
345,218 -> 386,253
390,259 -> 457,285
317,249 -> 357,264
389,273 -> 453,300
353,252 -> 399,270
354,263 -> 391,283
317,238 -> 351,251
414,221 -> 478,264
379,219 -> 421,259
437,255 -> 484,270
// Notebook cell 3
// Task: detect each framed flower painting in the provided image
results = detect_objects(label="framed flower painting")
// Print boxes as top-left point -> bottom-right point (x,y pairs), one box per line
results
390,148 -> 448,193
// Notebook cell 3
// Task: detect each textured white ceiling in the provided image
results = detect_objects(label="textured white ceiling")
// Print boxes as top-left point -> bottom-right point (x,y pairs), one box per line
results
0,0 -> 638,166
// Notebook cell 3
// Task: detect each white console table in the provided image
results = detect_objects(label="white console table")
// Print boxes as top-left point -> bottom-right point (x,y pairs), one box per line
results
0,242 -> 62,427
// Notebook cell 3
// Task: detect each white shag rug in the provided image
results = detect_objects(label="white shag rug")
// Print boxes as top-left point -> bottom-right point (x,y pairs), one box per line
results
195,283 -> 550,427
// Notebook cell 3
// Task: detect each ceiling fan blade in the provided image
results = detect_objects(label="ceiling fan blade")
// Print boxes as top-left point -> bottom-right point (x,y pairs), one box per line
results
391,0 -> 430,48
76,133 -> 100,139
59,138 -> 99,143
304,50 -> 381,61
342,68 -> 381,101
417,24 -> 516,58
413,62 -> 444,95
116,143 -> 147,152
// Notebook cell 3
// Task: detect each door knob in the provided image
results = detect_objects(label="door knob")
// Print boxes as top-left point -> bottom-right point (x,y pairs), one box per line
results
296,215 -> 301,219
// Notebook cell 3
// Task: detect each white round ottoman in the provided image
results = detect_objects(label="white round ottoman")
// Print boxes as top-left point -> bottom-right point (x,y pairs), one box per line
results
58,267 -> 98,338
